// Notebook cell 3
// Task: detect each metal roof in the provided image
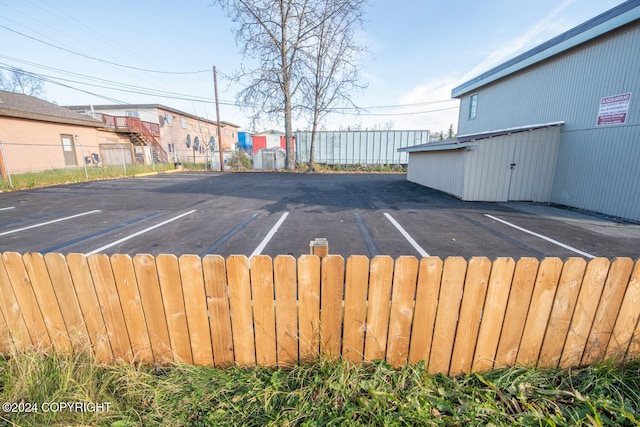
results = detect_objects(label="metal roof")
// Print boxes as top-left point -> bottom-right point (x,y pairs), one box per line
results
451,0 -> 640,98
399,122 -> 564,153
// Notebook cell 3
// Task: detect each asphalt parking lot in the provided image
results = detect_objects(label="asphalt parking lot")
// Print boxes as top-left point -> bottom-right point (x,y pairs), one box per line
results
1,172 -> 639,260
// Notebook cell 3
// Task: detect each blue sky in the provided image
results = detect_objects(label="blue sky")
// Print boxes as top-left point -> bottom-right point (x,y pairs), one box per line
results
0,0 -> 626,134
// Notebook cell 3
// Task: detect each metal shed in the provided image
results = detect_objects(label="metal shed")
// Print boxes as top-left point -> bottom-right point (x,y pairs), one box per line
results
441,0 -> 640,220
401,122 -> 563,202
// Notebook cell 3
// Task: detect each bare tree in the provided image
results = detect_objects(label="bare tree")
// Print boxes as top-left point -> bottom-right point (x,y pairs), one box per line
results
0,68 -> 45,97
300,0 -> 366,170
213,0 -> 317,169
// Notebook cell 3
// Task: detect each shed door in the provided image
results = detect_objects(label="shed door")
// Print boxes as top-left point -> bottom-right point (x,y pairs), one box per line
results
507,136 -> 555,202
61,134 -> 77,166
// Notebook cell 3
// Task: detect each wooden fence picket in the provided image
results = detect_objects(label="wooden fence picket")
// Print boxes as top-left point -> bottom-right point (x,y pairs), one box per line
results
429,257 -> 467,375
3,252 -> 53,351
251,255 -> 277,366
155,254 -> 192,364
408,257 -> 443,365
111,254 -> 153,364
342,256 -> 370,363
132,254 -> 172,364
179,254 -> 214,366
0,253 -> 32,351
582,257 -> 634,366
516,258 -> 563,366
66,253 -> 112,363
364,256 -> 394,362
386,256 -> 419,369
274,255 -> 299,366
298,255 -> 320,360
617,260 -> 640,360
471,257 -> 515,372
226,255 -> 255,366
494,257 -> 539,368
450,257 -> 491,376
202,255 -> 234,367
320,255 -> 345,359
23,253 -> 72,354
44,253 -> 91,354
1,251 -> 639,374
559,257 -> 610,368
88,254 -> 132,362
538,258 -> 586,367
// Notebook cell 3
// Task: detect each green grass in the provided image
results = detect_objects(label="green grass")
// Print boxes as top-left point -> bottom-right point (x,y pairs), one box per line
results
0,163 -> 180,192
0,352 -> 638,426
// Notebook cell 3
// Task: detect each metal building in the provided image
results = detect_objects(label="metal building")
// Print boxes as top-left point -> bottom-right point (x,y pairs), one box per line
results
403,0 -> 640,221
296,130 -> 429,165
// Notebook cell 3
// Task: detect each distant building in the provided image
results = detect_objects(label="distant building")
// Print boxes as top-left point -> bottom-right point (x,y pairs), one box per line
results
69,104 -> 240,165
402,0 -> 640,221
0,90 -> 103,176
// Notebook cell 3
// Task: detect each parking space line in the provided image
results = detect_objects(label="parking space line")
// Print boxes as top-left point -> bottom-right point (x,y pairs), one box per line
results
41,211 -> 162,254
485,214 -> 596,258
85,210 -> 197,255
199,213 -> 261,257
0,207 -> 15,211
384,213 -> 429,258
354,213 -> 379,257
250,212 -> 289,258
0,210 -> 101,236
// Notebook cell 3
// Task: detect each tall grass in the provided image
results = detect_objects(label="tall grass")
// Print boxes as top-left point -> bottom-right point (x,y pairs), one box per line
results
0,163 -> 177,192
0,351 -> 638,426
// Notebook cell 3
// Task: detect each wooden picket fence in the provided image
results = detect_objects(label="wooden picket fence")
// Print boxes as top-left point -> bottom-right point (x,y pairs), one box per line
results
0,252 -> 639,376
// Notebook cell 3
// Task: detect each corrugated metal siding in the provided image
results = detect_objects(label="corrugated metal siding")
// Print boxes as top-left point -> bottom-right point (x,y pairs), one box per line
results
295,130 -> 429,165
453,21 -> 639,220
457,23 -> 639,135
462,126 -> 561,201
552,125 -> 640,221
407,150 -> 465,198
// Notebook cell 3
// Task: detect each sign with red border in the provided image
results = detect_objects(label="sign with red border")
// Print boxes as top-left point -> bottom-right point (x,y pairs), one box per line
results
597,92 -> 632,126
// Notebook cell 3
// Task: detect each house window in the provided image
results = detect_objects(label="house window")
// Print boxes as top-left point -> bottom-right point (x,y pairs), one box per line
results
125,110 -> 139,118
168,143 -> 174,153
469,93 -> 478,120
165,114 -> 173,126
181,117 -> 187,128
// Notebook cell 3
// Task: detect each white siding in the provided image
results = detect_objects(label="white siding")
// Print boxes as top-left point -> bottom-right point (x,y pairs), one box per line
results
407,150 -> 465,198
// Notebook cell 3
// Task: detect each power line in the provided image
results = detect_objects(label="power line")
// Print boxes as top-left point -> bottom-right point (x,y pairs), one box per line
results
0,23 -> 210,75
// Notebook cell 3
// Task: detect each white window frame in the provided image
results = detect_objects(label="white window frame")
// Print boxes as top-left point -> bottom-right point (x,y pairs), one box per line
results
469,93 -> 478,120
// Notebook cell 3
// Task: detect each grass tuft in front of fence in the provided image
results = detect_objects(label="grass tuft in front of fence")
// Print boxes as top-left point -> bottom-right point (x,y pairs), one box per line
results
0,252 -> 638,375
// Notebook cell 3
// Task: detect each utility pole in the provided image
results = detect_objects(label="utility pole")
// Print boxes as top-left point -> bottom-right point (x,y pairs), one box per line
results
213,66 -> 224,172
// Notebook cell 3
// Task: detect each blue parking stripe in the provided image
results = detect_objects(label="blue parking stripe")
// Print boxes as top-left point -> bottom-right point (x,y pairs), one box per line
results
40,211 -> 162,253
199,213 -> 261,257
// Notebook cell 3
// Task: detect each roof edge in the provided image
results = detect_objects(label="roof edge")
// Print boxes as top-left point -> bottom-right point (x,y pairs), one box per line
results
399,121 -> 564,153
452,0 -> 640,98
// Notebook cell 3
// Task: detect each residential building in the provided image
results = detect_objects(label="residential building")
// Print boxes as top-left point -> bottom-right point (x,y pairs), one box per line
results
0,90 -> 103,176
69,104 -> 240,165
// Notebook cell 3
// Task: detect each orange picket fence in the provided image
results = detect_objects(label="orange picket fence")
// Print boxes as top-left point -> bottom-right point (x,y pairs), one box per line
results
0,252 -> 638,376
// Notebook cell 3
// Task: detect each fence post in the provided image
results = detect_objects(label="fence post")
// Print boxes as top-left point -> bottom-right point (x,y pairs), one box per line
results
0,140 -> 12,188
120,146 -> 127,174
80,142 -> 89,180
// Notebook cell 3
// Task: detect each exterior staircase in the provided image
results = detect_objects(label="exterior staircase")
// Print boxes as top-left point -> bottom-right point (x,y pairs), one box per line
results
129,132 -> 169,164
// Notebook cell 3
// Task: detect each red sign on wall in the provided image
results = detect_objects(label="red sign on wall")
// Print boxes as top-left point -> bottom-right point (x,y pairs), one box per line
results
597,92 -> 632,126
